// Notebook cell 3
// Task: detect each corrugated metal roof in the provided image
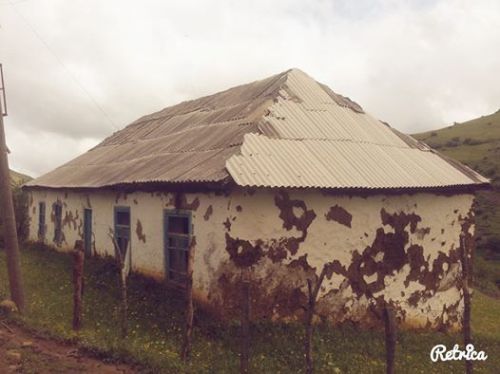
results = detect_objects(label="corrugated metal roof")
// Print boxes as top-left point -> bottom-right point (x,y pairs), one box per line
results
31,147 -> 237,188
226,134 -> 487,189
26,72 -> 285,188
262,70 -> 409,146
225,69 -> 488,189
27,68 -> 488,190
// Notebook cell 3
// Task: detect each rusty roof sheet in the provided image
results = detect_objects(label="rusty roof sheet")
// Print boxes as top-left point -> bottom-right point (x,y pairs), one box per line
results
27,68 -> 488,190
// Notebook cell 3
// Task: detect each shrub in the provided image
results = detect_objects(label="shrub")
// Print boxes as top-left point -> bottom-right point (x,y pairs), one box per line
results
463,138 -> 485,146
479,237 -> 500,259
445,137 -> 461,147
485,167 -> 497,177
473,252 -> 500,297
0,182 -> 29,246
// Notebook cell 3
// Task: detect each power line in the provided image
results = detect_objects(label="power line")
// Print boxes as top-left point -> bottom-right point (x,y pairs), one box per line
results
5,0 -> 120,131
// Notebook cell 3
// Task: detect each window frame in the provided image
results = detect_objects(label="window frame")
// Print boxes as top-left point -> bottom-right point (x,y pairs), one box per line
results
113,206 -> 131,256
163,209 -> 192,286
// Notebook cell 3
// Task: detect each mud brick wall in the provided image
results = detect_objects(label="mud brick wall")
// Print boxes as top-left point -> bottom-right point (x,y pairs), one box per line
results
27,188 -> 474,330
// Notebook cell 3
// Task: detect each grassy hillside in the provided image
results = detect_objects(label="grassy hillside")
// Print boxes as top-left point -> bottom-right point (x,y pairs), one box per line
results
413,109 -> 500,181
413,109 -> 500,247
414,109 -> 500,295
9,169 -> 32,186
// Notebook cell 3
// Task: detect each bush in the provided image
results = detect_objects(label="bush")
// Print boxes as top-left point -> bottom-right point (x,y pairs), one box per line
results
473,252 -> 500,297
0,182 -> 29,246
13,183 -> 30,242
445,138 -> 461,147
485,167 -> 497,177
478,237 -> 500,259
463,138 -> 485,146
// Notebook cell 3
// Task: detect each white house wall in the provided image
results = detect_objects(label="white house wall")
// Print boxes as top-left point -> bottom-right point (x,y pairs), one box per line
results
27,188 -> 474,330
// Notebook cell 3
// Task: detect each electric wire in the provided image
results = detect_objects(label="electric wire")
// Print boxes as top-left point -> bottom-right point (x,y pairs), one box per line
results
3,0 -> 120,131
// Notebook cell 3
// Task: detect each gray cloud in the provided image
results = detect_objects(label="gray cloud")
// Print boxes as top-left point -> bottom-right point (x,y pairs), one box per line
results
1,0 -> 499,177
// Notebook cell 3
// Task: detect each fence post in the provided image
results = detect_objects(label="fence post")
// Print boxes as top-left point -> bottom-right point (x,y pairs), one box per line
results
383,304 -> 396,374
304,267 -> 327,374
240,270 -> 251,373
460,233 -> 473,374
109,233 -> 130,338
181,242 -> 196,361
72,240 -> 85,331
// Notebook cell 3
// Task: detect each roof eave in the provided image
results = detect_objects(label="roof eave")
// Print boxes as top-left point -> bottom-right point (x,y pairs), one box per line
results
23,179 -> 490,195
22,178 -> 234,194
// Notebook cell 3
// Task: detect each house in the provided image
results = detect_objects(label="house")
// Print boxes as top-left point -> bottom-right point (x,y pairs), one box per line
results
24,69 -> 488,329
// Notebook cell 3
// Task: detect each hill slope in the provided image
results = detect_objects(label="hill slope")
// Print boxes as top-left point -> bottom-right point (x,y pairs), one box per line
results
10,169 -> 32,186
413,109 -> 500,255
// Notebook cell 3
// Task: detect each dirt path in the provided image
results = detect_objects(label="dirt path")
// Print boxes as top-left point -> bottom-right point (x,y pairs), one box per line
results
0,321 -> 138,373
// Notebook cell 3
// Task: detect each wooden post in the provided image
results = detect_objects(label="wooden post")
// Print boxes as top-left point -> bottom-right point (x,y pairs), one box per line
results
119,244 -> 130,338
72,240 -> 85,331
109,234 -> 130,338
120,265 -> 128,337
305,279 -> 314,374
460,233 -> 473,374
305,267 -> 327,374
181,243 -> 195,361
0,72 -> 25,313
383,304 -> 397,374
240,271 -> 250,374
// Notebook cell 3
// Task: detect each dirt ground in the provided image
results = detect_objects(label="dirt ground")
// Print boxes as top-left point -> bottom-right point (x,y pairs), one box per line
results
0,321 -> 138,373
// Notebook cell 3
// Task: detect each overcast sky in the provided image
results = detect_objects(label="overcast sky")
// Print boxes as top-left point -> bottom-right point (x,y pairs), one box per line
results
1,0 -> 499,177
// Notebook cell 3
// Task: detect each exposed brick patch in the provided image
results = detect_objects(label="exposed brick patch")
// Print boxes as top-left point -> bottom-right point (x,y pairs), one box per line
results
203,205 -> 213,221
325,205 -> 352,228
136,219 -> 146,243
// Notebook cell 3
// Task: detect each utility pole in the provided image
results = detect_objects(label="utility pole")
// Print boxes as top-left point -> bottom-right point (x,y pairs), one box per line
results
0,63 -> 25,313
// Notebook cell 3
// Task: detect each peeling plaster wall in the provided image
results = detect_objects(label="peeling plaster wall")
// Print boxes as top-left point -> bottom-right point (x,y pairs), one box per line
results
27,188 -> 474,330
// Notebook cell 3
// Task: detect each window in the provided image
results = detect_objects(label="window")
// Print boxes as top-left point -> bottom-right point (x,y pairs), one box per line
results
114,206 -> 130,256
53,202 -> 62,244
38,202 -> 46,239
164,210 -> 191,284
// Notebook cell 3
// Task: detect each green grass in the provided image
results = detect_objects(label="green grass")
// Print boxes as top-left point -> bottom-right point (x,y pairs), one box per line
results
1,244 -> 499,373
413,110 -> 500,247
414,109 -> 500,147
413,109 -> 500,297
